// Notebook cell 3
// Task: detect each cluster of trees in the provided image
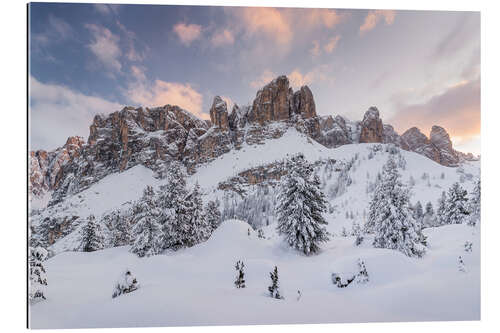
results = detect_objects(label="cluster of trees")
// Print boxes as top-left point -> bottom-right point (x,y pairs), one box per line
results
365,156 -> 427,258
29,246 -> 48,303
364,155 -> 480,258
221,186 -> 277,230
75,162 -> 222,257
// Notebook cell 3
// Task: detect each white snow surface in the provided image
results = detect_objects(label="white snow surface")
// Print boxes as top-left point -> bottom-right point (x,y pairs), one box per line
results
30,220 -> 480,328
30,127 -> 481,327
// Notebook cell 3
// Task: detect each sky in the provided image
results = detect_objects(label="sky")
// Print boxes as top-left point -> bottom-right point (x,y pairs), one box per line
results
29,3 -> 480,155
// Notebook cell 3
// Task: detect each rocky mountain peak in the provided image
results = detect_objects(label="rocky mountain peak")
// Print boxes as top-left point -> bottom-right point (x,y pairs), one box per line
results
430,125 -> 459,166
29,75 -> 475,204
209,96 -> 229,130
359,106 -> 383,143
247,75 -> 317,125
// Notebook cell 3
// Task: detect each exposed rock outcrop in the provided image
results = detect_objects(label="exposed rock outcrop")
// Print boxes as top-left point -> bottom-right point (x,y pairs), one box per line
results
430,125 -> 459,166
29,74 -> 475,206
29,136 -> 85,198
209,96 -> 229,130
359,107 -> 384,143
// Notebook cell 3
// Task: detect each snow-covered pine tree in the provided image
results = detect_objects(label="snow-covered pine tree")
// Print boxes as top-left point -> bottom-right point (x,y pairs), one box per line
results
234,260 -> 246,288
413,201 -> 423,222
355,259 -> 369,284
158,162 -> 189,250
268,266 -> 283,299
276,153 -> 329,255
78,214 -> 104,252
458,256 -> 466,272
436,191 -> 447,226
183,182 -> 211,247
464,241 -> 473,252
108,210 -> 132,247
369,156 -> 427,258
112,269 -> 139,298
444,182 -> 469,224
423,201 -> 435,227
130,186 -> 164,257
205,199 -> 222,232
258,229 -> 265,239
467,179 -> 481,226
29,246 -> 48,303
352,221 -> 364,246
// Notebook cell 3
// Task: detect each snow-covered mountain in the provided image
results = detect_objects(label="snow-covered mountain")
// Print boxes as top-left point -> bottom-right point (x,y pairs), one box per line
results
29,75 -> 476,205
28,75 -> 481,328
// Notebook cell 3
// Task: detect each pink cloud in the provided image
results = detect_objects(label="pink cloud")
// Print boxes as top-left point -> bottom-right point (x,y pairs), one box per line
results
128,80 -> 206,119
390,79 -> 480,142
250,70 -> 277,89
173,23 -> 202,46
211,29 -> 235,47
238,7 -> 292,45
359,10 -> 396,35
303,9 -> 346,29
324,35 -> 341,53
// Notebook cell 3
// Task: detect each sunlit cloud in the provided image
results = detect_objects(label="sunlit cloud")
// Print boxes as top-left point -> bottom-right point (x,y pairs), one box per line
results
85,24 -> 122,74
236,7 -> 292,45
29,76 -> 122,150
324,35 -> 341,53
250,70 -> 278,89
359,10 -> 396,35
390,79 -> 480,152
173,22 -> 202,46
128,79 -> 206,119
302,8 -> 347,29
211,29 -> 235,47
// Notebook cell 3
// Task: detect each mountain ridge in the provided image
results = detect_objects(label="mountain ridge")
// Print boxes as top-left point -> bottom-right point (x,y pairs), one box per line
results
29,75 -> 477,202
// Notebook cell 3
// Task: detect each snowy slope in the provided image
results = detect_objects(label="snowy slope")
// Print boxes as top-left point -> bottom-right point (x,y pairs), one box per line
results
30,220 -> 480,328
40,127 -> 480,253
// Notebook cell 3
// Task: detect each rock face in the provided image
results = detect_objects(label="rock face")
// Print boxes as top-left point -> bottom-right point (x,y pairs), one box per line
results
50,105 -> 209,204
209,96 -> 229,130
29,74 -> 475,206
29,136 -> 85,198
247,76 -> 317,125
359,107 -> 384,143
430,125 -> 459,166
402,126 -> 461,166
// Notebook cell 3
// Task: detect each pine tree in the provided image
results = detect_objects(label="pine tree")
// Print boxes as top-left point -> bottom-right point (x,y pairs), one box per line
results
276,154 -> 329,255
423,201 -> 435,227
444,182 -> 469,224
257,229 -> 265,239
467,179 -> 481,226
108,210 -> 132,247
29,246 -> 48,303
369,156 -> 426,257
112,269 -> 139,298
205,199 -> 222,232
78,214 -> 104,252
352,221 -> 364,246
458,256 -> 466,272
413,201 -> 423,222
184,182 -> 211,247
436,191 -> 447,226
268,266 -> 282,299
355,259 -> 369,284
158,162 -> 189,250
234,260 -> 246,288
130,186 -> 164,257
